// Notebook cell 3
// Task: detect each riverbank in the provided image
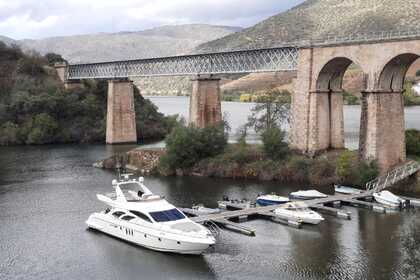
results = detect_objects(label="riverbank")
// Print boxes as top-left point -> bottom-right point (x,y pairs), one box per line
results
94,144 -> 381,187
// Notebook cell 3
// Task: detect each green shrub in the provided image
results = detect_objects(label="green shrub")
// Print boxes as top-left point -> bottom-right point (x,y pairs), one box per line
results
25,113 -> 58,144
0,122 -> 19,145
343,91 -> 360,105
404,82 -> 420,106
261,127 -> 289,160
355,160 -> 379,186
406,129 -> 420,156
335,150 -> 379,186
309,157 -> 337,185
45,53 -> 66,65
336,150 -> 355,182
159,123 -> 228,171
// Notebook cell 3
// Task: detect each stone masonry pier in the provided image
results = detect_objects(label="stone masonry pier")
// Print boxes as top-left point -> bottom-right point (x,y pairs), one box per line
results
189,75 -> 222,128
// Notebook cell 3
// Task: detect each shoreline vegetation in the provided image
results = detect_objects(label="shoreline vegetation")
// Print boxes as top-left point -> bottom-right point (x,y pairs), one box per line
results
96,89 -> 420,188
96,89 -> 384,187
0,42 -> 176,146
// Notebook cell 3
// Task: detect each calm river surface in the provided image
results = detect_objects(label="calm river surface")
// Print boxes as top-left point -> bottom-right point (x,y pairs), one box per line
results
1,98 -> 420,280
147,96 -> 420,150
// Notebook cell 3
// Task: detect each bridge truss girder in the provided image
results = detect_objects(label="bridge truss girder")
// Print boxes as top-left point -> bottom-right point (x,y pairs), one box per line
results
67,47 -> 298,80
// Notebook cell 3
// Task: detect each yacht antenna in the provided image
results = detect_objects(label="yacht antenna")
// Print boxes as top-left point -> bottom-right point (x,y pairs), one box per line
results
116,161 -> 122,181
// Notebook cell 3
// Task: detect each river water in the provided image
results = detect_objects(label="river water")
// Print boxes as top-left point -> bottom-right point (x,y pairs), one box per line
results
147,96 -> 420,150
1,98 -> 420,280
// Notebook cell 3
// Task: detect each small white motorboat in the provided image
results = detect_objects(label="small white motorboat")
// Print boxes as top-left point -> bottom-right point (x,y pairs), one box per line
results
192,204 -> 221,215
256,194 -> 290,206
334,185 -> 363,195
218,199 -> 254,210
274,202 -> 325,225
373,190 -> 407,209
289,190 -> 328,200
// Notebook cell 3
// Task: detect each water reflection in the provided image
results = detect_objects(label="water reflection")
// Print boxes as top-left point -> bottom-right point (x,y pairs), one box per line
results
1,145 -> 419,280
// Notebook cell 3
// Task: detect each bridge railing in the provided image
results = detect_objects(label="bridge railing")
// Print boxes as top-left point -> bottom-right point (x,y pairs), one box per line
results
304,29 -> 420,47
366,160 -> 420,192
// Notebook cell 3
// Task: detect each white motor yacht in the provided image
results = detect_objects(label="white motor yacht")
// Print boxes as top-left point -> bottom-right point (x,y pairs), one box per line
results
373,190 -> 407,209
86,174 -> 215,255
274,202 -> 325,225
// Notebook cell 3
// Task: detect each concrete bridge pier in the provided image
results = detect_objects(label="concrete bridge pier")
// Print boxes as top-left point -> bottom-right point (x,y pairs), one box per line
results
106,79 -> 137,144
359,91 -> 406,172
189,75 -> 222,128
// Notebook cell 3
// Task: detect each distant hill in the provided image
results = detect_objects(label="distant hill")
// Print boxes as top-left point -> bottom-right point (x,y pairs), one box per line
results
0,36 -> 15,45
17,24 -> 241,63
196,0 -> 420,98
197,0 -> 420,52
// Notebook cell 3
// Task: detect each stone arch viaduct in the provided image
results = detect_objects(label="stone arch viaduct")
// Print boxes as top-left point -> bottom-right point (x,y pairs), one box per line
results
56,31 -> 420,173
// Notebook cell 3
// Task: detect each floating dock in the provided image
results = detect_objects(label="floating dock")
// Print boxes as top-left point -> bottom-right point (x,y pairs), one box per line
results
182,161 -> 420,236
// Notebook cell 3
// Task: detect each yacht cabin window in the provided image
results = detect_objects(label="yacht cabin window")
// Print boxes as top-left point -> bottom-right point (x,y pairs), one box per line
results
149,208 -> 186,222
112,211 -> 126,218
130,211 -> 153,223
121,215 -> 136,221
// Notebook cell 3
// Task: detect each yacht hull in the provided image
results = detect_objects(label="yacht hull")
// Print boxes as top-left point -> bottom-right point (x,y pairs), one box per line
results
256,198 -> 289,206
334,185 -> 363,195
373,194 -> 404,209
86,215 -> 214,255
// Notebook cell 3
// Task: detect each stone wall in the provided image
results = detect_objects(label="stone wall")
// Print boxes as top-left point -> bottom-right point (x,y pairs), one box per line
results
94,148 -> 166,174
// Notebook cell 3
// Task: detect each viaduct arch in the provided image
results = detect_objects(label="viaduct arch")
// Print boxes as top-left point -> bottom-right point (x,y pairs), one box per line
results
290,40 -> 420,173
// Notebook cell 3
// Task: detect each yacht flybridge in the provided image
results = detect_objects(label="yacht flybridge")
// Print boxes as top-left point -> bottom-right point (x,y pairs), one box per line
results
86,174 -> 215,255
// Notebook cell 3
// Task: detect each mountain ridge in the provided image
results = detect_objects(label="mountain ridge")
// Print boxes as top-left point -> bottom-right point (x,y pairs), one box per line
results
196,0 -> 420,53
1,24 -> 242,63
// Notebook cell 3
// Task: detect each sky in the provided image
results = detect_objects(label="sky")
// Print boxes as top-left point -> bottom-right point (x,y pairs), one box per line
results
0,0 -> 305,40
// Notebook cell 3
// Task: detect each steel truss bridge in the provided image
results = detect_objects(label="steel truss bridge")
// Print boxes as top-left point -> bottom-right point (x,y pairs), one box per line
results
67,29 -> 420,80
67,47 -> 298,80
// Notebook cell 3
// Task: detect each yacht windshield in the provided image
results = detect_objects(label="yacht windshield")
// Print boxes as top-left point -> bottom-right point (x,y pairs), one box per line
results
119,182 -> 144,201
149,209 -> 186,222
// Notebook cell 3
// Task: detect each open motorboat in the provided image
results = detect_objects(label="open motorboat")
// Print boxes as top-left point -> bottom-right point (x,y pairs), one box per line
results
256,194 -> 290,206
274,202 -> 325,225
289,190 -> 328,200
373,190 -> 407,209
86,174 -> 215,255
334,184 -> 363,195
192,204 -> 221,215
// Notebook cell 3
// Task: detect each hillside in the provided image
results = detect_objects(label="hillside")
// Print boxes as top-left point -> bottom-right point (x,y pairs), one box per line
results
0,36 -> 15,45
18,24 -> 241,63
197,0 -> 420,52
195,0 -> 420,98
0,42 -> 173,145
